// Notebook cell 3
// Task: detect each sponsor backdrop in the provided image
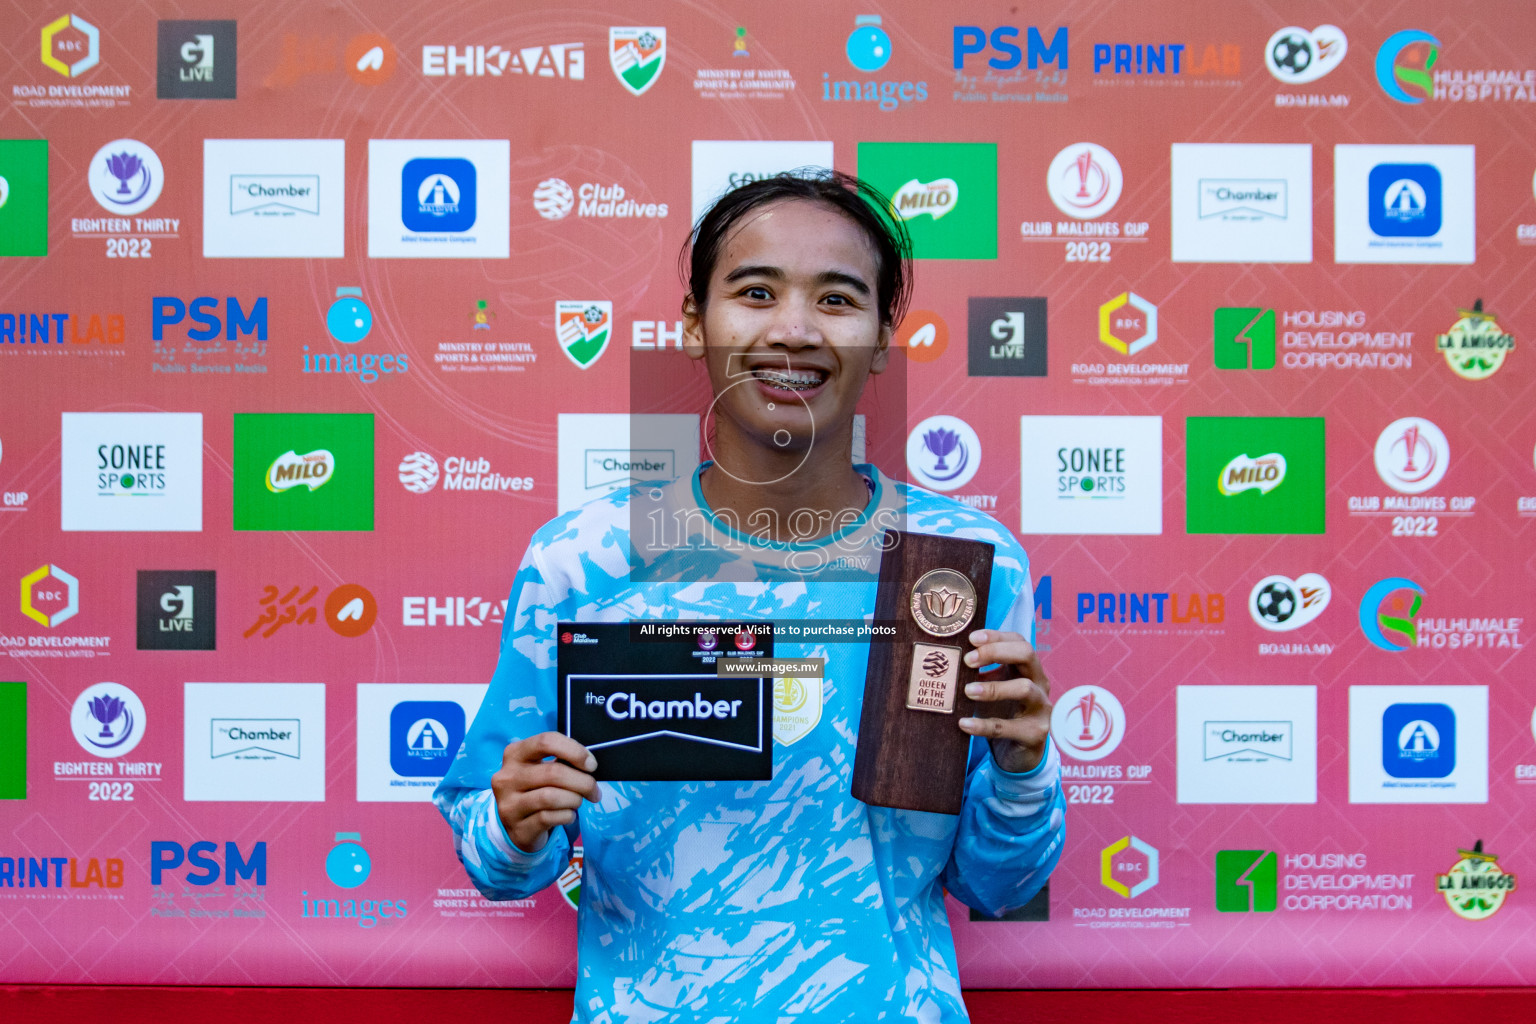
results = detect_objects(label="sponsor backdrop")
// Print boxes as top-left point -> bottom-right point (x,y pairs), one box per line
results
1,0 -> 1534,991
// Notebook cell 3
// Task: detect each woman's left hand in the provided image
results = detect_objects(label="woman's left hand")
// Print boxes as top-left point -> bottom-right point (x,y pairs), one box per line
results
956,629 -> 1053,774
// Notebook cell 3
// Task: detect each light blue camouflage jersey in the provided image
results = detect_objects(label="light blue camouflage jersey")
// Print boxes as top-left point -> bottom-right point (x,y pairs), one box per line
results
436,463 -> 1065,1022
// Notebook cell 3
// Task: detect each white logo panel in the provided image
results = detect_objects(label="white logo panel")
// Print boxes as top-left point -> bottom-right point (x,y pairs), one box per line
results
368,139 -> 510,258
1334,144 -> 1475,264
203,139 -> 345,258
1171,144 -> 1312,263
184,683 -> 326,802
1019,416 -> 1162,535
356,683 -> 488,802
1177,685 -> 1317,804
690,140 -> 834,224
60,412 -> 203,532
1348,685 -> 1488,805
557,413 -> 699,513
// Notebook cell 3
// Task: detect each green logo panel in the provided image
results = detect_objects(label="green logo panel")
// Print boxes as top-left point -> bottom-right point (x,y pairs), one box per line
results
1214,307 -> 1276,369
0,140 -> 49,258
1215,850 -> 1277,912
234,413 -> 375,531
1186,416 -> 1325,534
856,142 -> 997,259
0,682 -> 25,799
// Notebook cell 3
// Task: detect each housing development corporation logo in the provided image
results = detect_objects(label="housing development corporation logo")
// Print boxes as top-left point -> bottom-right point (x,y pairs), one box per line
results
1376,30 -> 1439,104
609,28 -> 665,95
858,142 -> 997,258
0,682 -> 23,799
157,20 -> 237,99
1213,307 -> 1276,369
1216,850 -> 1278,912
1437,301 -> 1515,380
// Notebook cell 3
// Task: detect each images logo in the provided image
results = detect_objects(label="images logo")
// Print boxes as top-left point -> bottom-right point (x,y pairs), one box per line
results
157,20 -> 237,99
1383,702 -> 1455,778
1265,25 -> 1346,84
1249,574 -> 1329,632
0,140 -> 48,257
1437,301 -> 1515,380
1218,453 -> 1286,496
41,14 -> 98,77
1049,684 -> 1125,761
1101,836 -> 1158,898
1369,164 -> 1441,237
1098,293 -> 1156,356
234,413 -> 374,531
20,564 -> 78,627
326,288 -> 372,343
1215,850 -> 1277,912
87,139 -> 162,216
1437,842 -> 1516,920
0,683 -> 23,799
1213,307 -> 1276,369
906,415 -> 981,492
847,14 -> 890,71
1358,577 -> 1424,651
610,27 -> 665,95
136,570 -> 216,651
1374,417 -> 1449,494
325,832 -> 371,888
1186,417 -> 1325,534
390,701 -> 465,777
1047,144 -> 1122,220
858,142 -> 997,259
70,682 -> 146,758
968,297 -> 1046,377
555,301 -> 613,369
1376,30 -> 1439,104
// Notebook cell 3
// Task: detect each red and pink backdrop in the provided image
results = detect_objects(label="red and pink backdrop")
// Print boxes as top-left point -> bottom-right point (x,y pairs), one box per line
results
2,0 -> 1535,990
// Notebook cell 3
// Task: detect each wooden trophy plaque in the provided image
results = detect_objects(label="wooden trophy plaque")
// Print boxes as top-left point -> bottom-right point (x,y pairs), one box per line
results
851,530 -> 994,814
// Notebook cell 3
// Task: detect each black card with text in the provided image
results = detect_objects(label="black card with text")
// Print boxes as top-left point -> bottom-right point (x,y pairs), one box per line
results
556,622 -> 774,781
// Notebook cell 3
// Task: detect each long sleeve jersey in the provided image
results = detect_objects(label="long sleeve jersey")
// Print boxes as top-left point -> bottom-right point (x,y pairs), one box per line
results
435,464 -> 1065,1022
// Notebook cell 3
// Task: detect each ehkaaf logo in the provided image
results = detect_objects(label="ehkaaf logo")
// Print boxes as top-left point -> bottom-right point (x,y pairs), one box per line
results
157,20 -> 236,99
422,41 -> 582,79
969,297 -> 1046,377
136,570 -> 215,650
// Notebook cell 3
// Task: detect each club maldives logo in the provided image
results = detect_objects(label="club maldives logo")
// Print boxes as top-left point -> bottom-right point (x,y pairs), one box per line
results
906,415 -> 981,492
610,28 -> 665,95
1436,301 -> 1515,381
1376,30 -> 1439,104
1374,417 -> 1449,494
267,450 -> 335,492
1437,841 -> 1516,920
1249,574 -> 1330,632
70,682 -> 146,758
1265,25 -> 1347,84
1358,577 -> 1424,652
555,301 -> 613,369
1047,144 -> 1122,220
1050,684 -> 1125,761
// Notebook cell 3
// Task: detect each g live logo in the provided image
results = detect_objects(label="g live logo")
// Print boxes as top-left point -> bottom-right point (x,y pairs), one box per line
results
1215,849 -> 1276,912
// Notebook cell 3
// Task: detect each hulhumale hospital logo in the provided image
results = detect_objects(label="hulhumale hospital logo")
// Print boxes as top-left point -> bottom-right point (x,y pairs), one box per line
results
1359,577 -> 1424,651
1376,30 -> 1439,104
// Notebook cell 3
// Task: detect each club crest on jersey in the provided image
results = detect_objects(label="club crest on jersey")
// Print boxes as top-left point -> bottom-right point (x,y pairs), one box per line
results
555,301 -> 613,369
609,27 -> 666,95
772,675 -> 824,746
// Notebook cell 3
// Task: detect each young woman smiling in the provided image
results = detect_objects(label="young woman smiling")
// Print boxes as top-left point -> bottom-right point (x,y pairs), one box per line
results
437,172 -> 1064,1022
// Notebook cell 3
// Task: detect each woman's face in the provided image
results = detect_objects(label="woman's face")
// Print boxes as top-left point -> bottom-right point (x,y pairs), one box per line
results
685,198 -> 890,462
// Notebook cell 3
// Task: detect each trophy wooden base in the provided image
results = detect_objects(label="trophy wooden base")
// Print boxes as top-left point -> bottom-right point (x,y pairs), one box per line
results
851,530 -> 995,814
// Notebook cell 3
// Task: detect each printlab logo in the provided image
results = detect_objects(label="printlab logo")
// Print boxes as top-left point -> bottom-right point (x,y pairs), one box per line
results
906,415 -> 981,492
968,297 -> 1046,376
0,140 -> 49,257
390,701 -> 465,777
87,140 -> 163,217
136,570 -> 216,650
1098,293 -> 1157,356
1264,26 -> 1346,84
233,413 -> 374,532
1215,850 -> 1277,912
857,142 -> 997,259
1049,684 -> 1125,761
157,20 -> 237,99
1101,836 -> 1158,898
610,27 -> 665,95
1185,416 -> 1325,535
1383,703 -> 1455,779
1171,144 -> 1312,263
1376,30 -> 1440,104
555,301 -> 613,369
1438,842 -> 1516,920
1249,574 -> 1330,632
41,13 -> 99,77
1374,417 -> 1449,495
20,564 -> 78,628
203,140 -> 345,259
1437,301 -> 1515,380
1213,307 -> 1276,369
1358,577 -> 1424,652
71,682 -> 146,758
1046,144 -> 1122,220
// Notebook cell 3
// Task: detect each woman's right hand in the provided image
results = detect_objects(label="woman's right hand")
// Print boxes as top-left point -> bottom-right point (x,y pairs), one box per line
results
491,731 -> 601,853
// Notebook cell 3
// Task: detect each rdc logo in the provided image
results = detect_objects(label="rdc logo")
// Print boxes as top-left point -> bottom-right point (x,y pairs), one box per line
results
326,287 -> 372,344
